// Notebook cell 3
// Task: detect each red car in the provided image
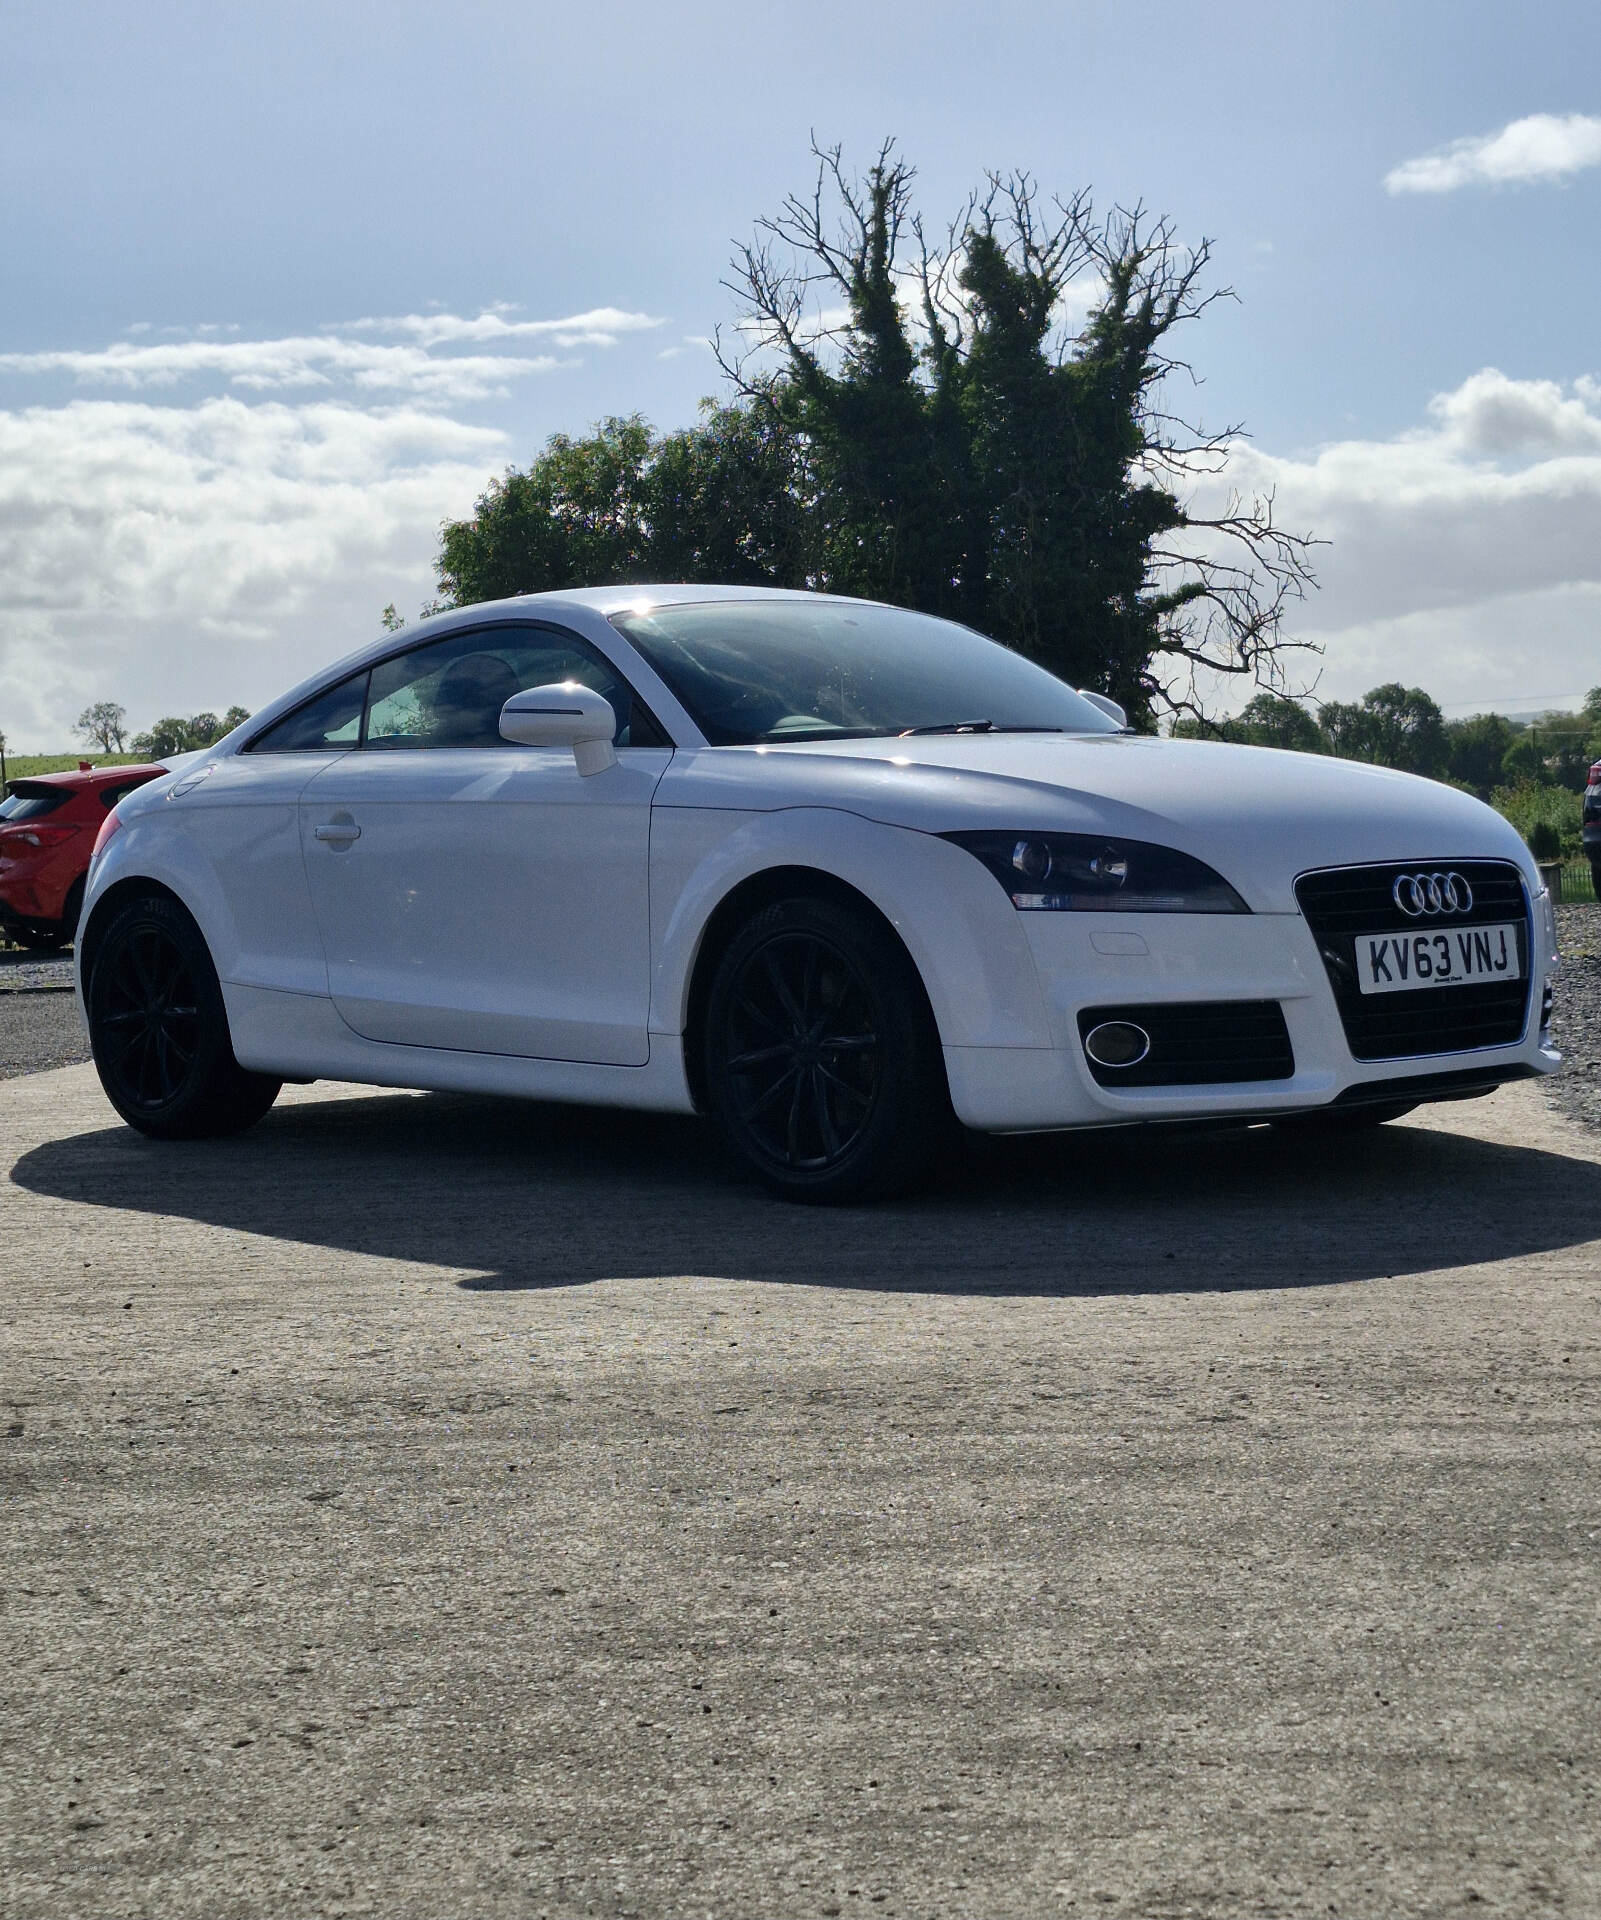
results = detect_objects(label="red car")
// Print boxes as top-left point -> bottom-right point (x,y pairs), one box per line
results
0,762 -> 167,951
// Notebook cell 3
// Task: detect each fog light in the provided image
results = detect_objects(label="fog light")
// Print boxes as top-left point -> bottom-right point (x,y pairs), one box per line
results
1541,981 -> 1554,1037
1083,1020 -> 1151,1069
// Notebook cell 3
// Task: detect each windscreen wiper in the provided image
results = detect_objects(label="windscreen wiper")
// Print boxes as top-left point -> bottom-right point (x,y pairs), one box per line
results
897,721 -> 1065,736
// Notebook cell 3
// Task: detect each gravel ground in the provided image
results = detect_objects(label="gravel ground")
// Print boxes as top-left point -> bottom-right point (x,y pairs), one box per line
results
1550,904 -> 1601,1133
0,951 -> 83,1080
4,1066 -> 1599,1919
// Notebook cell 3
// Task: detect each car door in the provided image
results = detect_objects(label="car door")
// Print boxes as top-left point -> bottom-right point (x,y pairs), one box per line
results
179,669 -> 369,996
298,622 -> 671,1065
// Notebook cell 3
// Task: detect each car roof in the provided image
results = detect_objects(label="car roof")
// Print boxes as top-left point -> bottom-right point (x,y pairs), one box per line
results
234,584 -> 887,751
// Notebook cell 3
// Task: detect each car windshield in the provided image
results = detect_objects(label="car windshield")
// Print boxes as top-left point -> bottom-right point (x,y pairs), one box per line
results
608,599 -> 1122,746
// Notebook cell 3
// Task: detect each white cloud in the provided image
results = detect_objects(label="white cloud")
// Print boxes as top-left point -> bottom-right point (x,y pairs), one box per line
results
1385,112 -> 1601,194
0,308 -> 664,405
0,303 -> 676,743
0,336 -> 561,403
1426,366 -> 1601,455
348,305 -> 665,350
7,334 -> 1598,745
0,397 -> 505,745
1184,368 -> 1601,710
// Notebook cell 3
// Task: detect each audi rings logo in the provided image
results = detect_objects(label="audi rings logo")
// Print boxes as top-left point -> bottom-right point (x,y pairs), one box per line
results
1392,870 -> 1473,917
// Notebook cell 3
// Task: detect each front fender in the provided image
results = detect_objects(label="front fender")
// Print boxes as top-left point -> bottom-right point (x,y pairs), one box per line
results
649,805 -> 1054,1050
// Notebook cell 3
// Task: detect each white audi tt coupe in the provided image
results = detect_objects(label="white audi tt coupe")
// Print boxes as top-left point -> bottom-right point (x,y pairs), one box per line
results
76,586 -> 1560,1199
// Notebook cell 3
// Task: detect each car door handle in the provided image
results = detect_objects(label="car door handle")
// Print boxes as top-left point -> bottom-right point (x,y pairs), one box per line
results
313,822 -> 361,843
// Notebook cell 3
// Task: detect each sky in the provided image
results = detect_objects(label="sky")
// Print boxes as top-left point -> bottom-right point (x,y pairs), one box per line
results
3,0 -> 1600,746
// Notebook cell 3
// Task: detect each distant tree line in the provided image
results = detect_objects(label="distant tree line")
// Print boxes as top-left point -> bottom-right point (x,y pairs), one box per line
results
1174,684 -> 1601,792
74,702 -> 250,759
1176,684 -> 1601,861
430,142 -> 1317,728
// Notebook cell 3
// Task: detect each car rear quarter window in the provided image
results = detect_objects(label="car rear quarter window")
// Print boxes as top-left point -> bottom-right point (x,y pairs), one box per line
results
248,672 -> 369,753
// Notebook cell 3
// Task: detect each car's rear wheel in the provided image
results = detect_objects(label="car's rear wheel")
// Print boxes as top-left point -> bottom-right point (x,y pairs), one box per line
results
1590,856 -> 1601,900
703,894 -> 950,1202
87,892 -> 281,1139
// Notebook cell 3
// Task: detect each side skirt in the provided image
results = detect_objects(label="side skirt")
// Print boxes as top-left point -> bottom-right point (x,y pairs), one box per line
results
222,982 -> 698,1115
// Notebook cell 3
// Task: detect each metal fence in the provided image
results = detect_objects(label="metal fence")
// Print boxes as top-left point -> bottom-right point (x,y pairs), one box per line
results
1555,862 -> 1598,906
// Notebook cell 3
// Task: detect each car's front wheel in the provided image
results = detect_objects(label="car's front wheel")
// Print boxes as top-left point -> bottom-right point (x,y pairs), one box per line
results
87,892 -> 281,1139
703,893 -> 951,1202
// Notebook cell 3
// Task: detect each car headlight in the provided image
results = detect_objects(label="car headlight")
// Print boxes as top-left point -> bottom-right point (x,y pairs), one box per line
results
943,831 -> 1249,913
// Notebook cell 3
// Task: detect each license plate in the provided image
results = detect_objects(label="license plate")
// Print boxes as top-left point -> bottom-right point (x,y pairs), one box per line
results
1354,922 -> 1523,994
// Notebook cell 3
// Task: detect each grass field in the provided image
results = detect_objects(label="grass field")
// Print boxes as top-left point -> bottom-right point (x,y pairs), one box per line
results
4,752 -> 153,780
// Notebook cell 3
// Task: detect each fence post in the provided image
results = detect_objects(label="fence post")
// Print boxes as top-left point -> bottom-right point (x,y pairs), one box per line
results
1537,859 -> 1564,899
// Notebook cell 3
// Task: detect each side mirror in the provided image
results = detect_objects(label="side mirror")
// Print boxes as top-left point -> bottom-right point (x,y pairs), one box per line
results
499,682 -> 618,775
1078,689 -> 1129,729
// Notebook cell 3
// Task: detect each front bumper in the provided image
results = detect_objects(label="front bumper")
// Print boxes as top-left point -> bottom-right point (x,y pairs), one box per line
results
942,899 -> 1558,1133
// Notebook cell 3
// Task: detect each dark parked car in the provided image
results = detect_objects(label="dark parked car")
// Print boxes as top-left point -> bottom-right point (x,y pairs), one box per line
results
1586,758 -> 1601,897
0,762 -> 166,950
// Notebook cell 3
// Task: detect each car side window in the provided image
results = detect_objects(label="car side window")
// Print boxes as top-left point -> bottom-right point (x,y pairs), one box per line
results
249,672 -> 369,753
363,624 -> 666,751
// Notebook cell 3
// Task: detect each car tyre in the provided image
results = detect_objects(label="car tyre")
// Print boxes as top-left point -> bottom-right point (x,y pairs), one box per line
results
87,891 -> 281,1139
703,893 -> 951,1202
1590,856 -> 1601,901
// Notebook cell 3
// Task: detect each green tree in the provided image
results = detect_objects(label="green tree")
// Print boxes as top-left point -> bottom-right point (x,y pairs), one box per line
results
132,717 -> 197,757
434,142 -> 1317,728
1230,692 -> 1326,752
1319,684 -> 1447,777
1524,710 -> 1596,789
130,708 -> 249,757
1171,691 -> 1325,750
1499,736 -> 1544,785
1445,712 -> 1517,797
436,404 -> 811,608
720,145 -> 1316,725
75,701 -> 128,752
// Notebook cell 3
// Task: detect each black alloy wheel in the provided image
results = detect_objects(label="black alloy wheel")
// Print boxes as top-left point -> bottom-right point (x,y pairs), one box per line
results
88,892 -> 281,1139
703,894 -> 950,1201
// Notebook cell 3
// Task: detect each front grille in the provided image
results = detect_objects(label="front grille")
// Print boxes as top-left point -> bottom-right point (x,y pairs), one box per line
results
1296,860 -> 1530,1061
1077,1000 -> 1294,1088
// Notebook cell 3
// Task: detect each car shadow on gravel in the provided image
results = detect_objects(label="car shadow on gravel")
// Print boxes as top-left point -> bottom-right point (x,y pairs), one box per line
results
11,1085 -> 1601,1296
